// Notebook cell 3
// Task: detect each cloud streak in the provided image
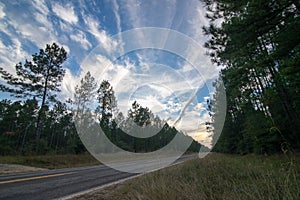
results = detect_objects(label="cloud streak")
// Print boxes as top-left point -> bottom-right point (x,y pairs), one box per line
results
82,14 -> 117,53
52,2 -> 78,25
0,0 -> 217,146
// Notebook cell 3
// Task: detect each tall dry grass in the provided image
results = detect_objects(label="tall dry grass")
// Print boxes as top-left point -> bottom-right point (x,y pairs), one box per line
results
0,153 -> 100,169
77,153 -> 300,200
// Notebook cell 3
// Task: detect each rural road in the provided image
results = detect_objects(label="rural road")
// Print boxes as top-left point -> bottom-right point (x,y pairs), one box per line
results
0,154 -> 197,200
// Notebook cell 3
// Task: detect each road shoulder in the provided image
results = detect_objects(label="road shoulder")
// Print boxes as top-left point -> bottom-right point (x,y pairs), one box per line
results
0,164 -> 46,174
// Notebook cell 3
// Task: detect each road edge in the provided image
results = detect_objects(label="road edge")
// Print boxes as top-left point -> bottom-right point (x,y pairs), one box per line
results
56,173 -> 142,200
56,159 -> 188,200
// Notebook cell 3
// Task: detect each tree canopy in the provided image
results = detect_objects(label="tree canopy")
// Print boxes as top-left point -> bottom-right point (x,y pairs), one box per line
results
204,0 -> 300,154
0,58 -> 201,155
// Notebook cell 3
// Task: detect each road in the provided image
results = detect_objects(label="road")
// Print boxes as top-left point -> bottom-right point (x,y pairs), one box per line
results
0,154 -> 196,200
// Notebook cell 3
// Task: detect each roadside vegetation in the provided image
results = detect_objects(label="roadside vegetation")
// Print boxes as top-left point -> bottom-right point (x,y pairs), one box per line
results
0,153 -> 99,169
74,153 -> 300,200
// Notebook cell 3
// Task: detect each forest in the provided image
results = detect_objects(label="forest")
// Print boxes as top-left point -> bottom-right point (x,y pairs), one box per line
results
0,43 -> 200,155
204,0 -> 300,154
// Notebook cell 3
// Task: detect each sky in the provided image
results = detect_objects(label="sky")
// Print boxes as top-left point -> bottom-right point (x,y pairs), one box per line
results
0,0 -> 221,147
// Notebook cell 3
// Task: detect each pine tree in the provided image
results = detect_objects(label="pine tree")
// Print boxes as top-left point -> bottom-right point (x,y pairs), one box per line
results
128,101 -> 152,127
204,0 -> 300,152
97,80 -> 117,127
74,71 -> 98,115
0,43 -> 67,148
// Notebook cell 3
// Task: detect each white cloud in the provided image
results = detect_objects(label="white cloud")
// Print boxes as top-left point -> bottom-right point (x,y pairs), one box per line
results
27,0 -> 58,48
32,0 -> 49,15
60,68 -> 78,100
112,0 -> 124,54
181,63 -> 194,73
119,0 -> 178,55
81,54 -> 114,82
15,23 -> 55,48
0,2 -> 6,19
122,0 -> 177,28
0,1 -> 58,50
82,14 -> 117,53
32,0 -> 51,29
188,3 -> 209,32
34,12 -> 50,27
59,21 -> 73,33
178,102 -> 212,147
0,38 -> 30,75
122,0 -> 142,28
52,2 -> 78,25
0,40 -> 5,49
70,30 -> 92,50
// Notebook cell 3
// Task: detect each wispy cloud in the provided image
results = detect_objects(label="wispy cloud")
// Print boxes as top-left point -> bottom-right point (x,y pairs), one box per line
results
82,14 -> 117,53
0,2 -> 6,19
70,30 -> 92,50
0,37 -> 30,75
60,68 -> 78,99
112,0 -> 124,55
52,2 -> 78,25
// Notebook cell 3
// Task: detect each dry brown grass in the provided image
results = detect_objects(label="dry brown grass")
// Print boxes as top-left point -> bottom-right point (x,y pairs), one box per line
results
74,153 -> 300,200
0,153 -> 100,169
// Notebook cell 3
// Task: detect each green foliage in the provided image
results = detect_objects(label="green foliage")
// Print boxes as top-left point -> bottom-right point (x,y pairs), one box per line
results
0,43 -> 66,100
128,101 -> 152,127
0,45 -> 201,156
74,71 -> 98,114
205,0 -> 300,154
0,43 -> 67,149
0,98 -> 85,155
96,85 -> 201,153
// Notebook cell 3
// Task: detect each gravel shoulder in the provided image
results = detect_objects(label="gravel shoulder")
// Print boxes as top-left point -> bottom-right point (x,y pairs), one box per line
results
0,164 -> 47,174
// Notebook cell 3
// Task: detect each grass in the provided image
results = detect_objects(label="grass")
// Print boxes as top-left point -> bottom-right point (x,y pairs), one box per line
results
0,153 -> 100,169
74,153 -> 300,200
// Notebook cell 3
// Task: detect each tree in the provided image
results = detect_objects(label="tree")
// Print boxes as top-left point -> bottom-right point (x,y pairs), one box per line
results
74,71 -> 98,115
128,101 -> 152,127
0,43 -> 67,147
204,0 -> 300,153
97,80 -> 117,127
18,98 -> 39,153
95,80 -> 118,152
0,100 -> 22,154
0,98 -> 39,154
127,101 -> 152,152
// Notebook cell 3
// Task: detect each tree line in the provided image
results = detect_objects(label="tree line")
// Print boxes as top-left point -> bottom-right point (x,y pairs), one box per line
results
0,43 -> 201,155
203,0 -> 300,154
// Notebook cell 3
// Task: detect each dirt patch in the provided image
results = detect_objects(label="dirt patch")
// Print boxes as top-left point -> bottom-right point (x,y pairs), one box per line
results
0,164 -> 47,174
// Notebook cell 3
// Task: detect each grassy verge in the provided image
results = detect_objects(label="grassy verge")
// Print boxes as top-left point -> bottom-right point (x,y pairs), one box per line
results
0,153 -> 100,169
74,153 -> 300,200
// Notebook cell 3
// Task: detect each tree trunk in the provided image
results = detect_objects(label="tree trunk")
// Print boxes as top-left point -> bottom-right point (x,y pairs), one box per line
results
35,73 -> 49,151
258,37 -> 299,145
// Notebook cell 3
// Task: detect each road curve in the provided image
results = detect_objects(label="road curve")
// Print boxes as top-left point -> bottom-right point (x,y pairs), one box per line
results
0,154 -> 196,200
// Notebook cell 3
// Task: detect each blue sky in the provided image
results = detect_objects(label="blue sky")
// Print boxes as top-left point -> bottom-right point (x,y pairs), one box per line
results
0,0 -> 221,147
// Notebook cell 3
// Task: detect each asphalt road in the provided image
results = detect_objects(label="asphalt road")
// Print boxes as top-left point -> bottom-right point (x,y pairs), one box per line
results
0,154 -> 197,200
